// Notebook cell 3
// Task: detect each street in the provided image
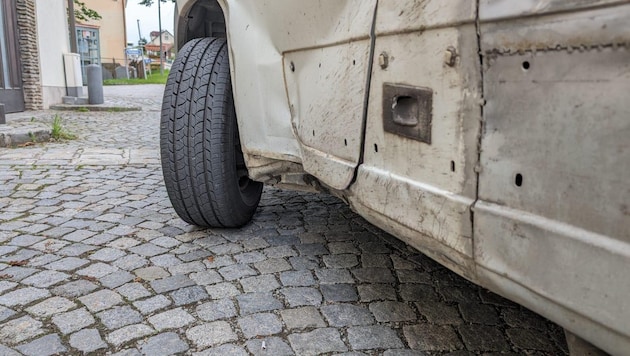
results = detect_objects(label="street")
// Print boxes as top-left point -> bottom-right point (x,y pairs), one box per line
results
0,85 -> 567,355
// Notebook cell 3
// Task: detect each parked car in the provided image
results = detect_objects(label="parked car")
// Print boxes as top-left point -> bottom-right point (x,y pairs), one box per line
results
161,1 -> 630,354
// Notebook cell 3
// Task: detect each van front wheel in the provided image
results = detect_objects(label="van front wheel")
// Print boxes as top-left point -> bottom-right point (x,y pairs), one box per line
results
160,37 -> 262,227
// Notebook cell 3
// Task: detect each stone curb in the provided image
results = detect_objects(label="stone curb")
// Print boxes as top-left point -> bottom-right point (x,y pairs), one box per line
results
0,129 -> 51,148
49,105 -> 142,112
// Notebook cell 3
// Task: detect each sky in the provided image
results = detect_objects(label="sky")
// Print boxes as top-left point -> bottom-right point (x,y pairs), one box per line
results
125,1 -> 176,46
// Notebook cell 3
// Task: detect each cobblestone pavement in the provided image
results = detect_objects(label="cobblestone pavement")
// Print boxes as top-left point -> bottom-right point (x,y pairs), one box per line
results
0,85 -> 568,355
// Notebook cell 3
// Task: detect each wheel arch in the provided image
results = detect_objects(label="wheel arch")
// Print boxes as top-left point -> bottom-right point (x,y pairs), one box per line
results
175,0 -> 227,50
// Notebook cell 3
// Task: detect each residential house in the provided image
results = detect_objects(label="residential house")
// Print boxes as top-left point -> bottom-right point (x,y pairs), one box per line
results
145,30 -> 175,64
75,0 -> 128,81
0,0 -> 72,113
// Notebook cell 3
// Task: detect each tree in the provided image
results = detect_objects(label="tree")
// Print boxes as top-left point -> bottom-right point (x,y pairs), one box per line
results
139,0 -> 175,5
73,0 -> 101,22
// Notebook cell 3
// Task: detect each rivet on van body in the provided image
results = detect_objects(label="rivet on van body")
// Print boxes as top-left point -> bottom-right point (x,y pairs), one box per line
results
445,46 -> 457,67
378,52 -> 389,69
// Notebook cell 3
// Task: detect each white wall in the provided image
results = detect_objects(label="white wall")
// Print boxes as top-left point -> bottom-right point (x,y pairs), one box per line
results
35,0 -> 71,107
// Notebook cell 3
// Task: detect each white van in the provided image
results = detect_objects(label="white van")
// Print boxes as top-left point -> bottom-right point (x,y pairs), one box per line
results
161,1 -> 630,354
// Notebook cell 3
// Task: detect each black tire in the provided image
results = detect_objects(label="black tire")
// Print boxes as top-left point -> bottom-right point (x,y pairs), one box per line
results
160,37 -> 263,227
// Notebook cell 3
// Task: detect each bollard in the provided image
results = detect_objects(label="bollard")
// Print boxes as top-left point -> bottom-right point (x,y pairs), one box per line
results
86,64 -> 104,105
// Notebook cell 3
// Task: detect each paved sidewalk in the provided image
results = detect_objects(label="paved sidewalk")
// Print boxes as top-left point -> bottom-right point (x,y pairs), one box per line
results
0,85 -> 567,355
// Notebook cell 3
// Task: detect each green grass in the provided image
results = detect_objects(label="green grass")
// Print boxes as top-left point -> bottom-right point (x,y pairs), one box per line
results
51,114 -> 77,141
104,70 -> 170,85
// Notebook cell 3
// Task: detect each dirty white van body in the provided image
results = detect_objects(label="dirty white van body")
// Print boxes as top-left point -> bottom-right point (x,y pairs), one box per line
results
161,1 -> 630,354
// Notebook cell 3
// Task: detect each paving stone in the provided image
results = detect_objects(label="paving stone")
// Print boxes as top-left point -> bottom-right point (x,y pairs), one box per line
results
52,307 -> 95,334
242,237 -> 270,251
206,282 -> 241,299
107,324 -> 154,346
129,243 -> 168,257
264,235 -> 300,246
31,239 -> 69,252
0,345 -> 20,356
219,263 -> 258,281
69,329 -> 107,353
135,266 -> 170,281
0,280 -> 17,294
359,242 -> 391,254
404,324 -> 463,351
15,334 -> 66,356
263,245 -> 297,258
148,307 -> 196,330
416,301 -> 463,325
0,315 -> 44,344
501,307 -> 548,330
170,285 -> 208,305
361,253 -> 393,268
322,254 -> 359,268
240,274 -> 280,293
62,230 -> 96,242
327,242 -> 359,254
51,279 -> 98,297
254,258 -> 292,274
0,286 -> 50,307
506,328 -> 557,352
237,292 -> 283,315
26,253 -> 62,267
150,274 -> 194,293
289,256 -> 320,270
396,270 -> 431,284
76,262 -> 119,278
246,336 -> 294,356
89,247 -> 126,262
383,351 -> 425,356
116,282 -> 151,301
109,237 -> 142,249
197,298 -> 236,321
194,344 -> 247,356
439,285 -> 481,303
0,305 -> 16,322
315,268 -> 354,284
139,332 -> 189,355
279,270 -> 316,287
25,296 -> 76,317
281,287 -> 322,307
321,284 -> 359,302
2,266 -> 38,281
459,302 -> 501,325
114,254 -> 149,270
168,261 -> 205,275
133,295 -> 172,315
235,251 -> 266,264
288,328 -> 348,355
100,270 -> 136,288
150,253 -> 182,267
400,284 -> 439,302
238,312 -> 283,338
57,243 -> 97,256
97,305 -> 143,329
8,234 -> 45,246
280,306 -> 326,330
352,267 -> 396,283
321,304 -> 375,327
295,243 -> 329,256
357,284 -> 397,302
19,270 -> 69,288
79,289 -> 124,312
186,321 -> 237,348
190,270 -> 223,285
370,301 -> 417,322
348,325 -> 404,350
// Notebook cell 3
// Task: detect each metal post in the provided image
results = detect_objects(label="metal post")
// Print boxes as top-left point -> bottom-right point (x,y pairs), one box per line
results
158,0 -> 164,75
67,0 -> 78,53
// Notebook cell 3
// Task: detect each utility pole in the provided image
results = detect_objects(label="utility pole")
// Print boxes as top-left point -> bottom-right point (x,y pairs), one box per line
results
158,0 -> 164,75
137,19 -> 142,47
67,0 -> 78,53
